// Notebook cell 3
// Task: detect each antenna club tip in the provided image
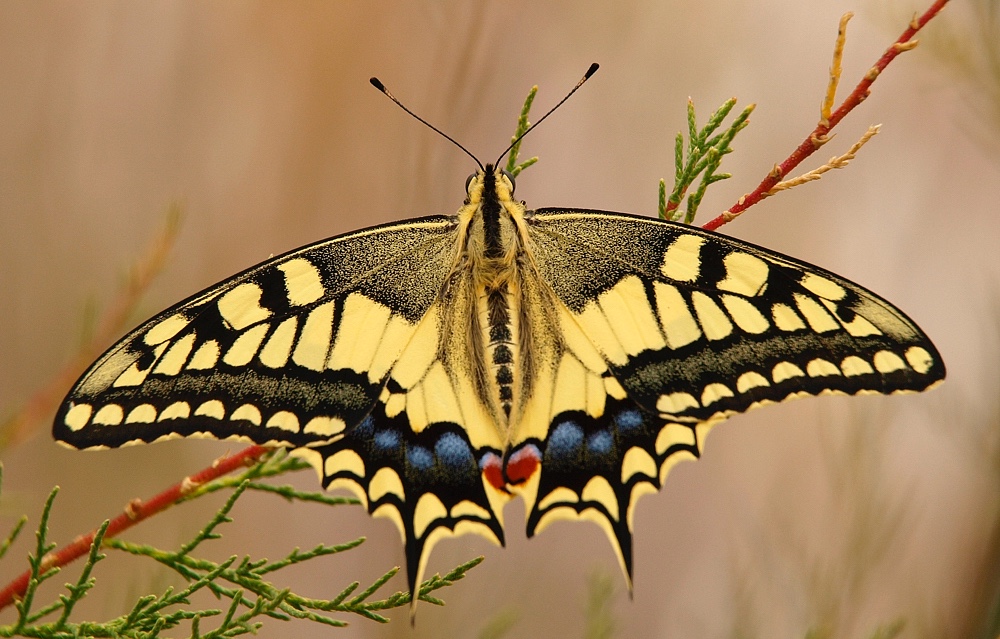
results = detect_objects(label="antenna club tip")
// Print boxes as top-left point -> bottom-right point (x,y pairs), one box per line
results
369,77 -> 386,92
585,63 -> 599,78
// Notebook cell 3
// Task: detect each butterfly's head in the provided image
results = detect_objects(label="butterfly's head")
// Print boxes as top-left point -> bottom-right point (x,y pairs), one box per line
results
465,164 -> 516,204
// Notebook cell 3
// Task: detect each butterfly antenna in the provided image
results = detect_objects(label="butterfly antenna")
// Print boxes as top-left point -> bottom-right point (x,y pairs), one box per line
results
370,77 -> 484,171
494,62 -> 599,167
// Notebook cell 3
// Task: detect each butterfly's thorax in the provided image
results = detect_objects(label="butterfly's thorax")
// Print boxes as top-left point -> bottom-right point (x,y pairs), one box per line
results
454,167 -> 538,429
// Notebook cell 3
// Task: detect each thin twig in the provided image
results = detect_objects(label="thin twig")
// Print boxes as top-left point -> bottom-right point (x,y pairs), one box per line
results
702,0 -> 950,231
766,125 -> 880,195
0,445 -> 270,612
1,206 -> 182,449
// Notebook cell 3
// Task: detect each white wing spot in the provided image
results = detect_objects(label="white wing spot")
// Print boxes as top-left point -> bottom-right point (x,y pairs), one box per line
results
125,404 -> 158,424
598,276 -> 666,356
368,315 -> 418,383
153,333 -> 197,376
224,324 -> 270,367
114,343 -> 169,387
621,446 -> 658,483
218,283 -> 272,331
654,282 -> 702,349
421,362 -> 463,428
277,258 -> 325,306
771,303 -> 806,332
413,493 -> 448,539
451,500 -> 491,520
293,301 -> 335,371
655,422 -> 696,455
772,361 -> 806,383
194,400 -> 225,419
873,350 -> 908,374
585,370 -> 607,418
65,403 -> 92,431
259,317 -> 298,368
660,234 -> 705,282
369,467 -> 406,502
800,273 -> 847,300
304,416 -> 346,437
552,355 -> 588,418
158,401 -> 191,421
701,383 -> 734,406
806,358 -> 841,377
691,292 -> 733,340
581,475 -> 619,522
603,376 -> 628,400
324,449 -> 365,478
187,340 -> 221,370
93,404 -> 124,426
231,404 -> 262,425
736,371 -> 770,393
575,302 -> 628,366
904,346 -> 934,374
558,306 -> 609,373
266,411 -> 300,433
384,393 -> 406,418
391,306 -> 440,388
328,294 -> 392,374
657,391 -> 699,414
538,487 -> 579,511
827,302 -> 882,337
794,293 -> 840,333
841,355 -> 874,377
144,313 -> 190,345
717,251 -> 769,296
721,295 -> 770,334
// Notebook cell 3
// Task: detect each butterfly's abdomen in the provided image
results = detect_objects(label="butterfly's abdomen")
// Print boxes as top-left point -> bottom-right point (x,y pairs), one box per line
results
471,242 -> 521,420
466,168 -> 527,422
483,286 -> 516,417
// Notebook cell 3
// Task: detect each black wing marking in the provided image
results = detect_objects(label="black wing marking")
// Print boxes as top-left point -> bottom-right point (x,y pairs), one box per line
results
55,216 -> 458,450
515,208 -> 944,584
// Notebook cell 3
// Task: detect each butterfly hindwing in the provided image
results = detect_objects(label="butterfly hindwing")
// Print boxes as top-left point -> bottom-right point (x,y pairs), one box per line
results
304,296 -> 510,599
512,208 -> 944,583
55,215 -> 511,602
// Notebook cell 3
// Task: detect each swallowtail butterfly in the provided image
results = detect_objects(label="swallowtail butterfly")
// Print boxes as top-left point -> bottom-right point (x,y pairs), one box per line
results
54,67 -> 944,605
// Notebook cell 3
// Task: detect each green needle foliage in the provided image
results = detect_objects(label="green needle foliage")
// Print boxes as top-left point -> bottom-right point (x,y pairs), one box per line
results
506,85 -> 752,226
659,98 -> 754,224
505,85 -> 539,177
0,460 -> 481,637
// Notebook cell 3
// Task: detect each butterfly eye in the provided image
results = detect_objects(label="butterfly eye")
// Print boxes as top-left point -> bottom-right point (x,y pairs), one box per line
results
465,173 -> 476,194
501,169 -> 516,195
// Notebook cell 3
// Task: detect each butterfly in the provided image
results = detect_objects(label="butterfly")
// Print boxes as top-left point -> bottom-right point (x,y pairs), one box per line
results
54,67 -> 945,608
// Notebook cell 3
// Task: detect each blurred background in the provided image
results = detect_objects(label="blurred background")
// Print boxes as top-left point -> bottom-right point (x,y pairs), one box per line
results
1,1 -> 997,637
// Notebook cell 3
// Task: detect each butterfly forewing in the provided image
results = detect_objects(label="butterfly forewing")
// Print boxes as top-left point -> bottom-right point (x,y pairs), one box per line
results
56,216 -> 463,450
506,208 -> 944,582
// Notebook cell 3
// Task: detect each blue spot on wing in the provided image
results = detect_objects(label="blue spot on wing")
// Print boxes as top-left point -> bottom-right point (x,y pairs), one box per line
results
353,415 -> 375,437
374,429 -> 400,450
614,409 -> 644,432
587,429 -> 613,455
435,431 -> 473,467
547,420 -> 584,459
407,445 -> 434,470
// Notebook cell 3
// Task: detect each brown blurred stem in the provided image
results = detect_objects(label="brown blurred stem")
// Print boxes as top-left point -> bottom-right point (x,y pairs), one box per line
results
701,0 -> 950,231
1,206 -> 181,450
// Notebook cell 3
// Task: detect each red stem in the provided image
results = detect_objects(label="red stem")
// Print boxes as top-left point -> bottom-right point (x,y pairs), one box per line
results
0,445 -> 270,613
701,0 -> 950,232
